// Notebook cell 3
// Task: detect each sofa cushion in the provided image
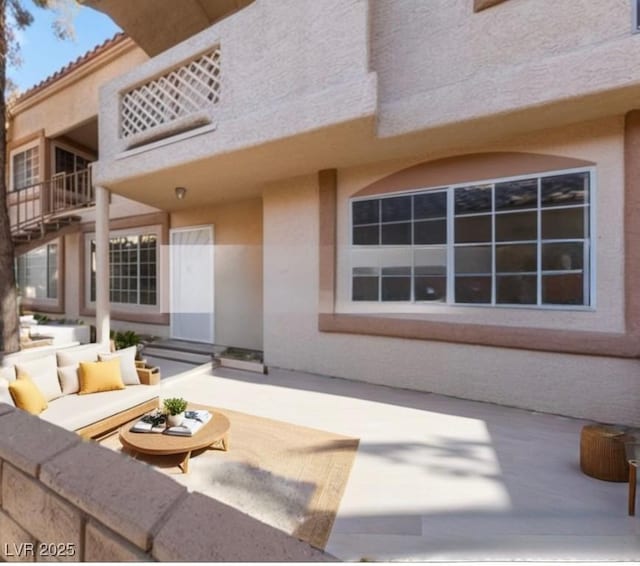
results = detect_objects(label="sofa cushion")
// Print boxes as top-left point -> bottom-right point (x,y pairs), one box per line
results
99,346 -> 140,385
57,365 -> 80,395
9,377 -> 48,415
15,355 -> 62,402
79,359 -> 125,395
0,378 -> 15,407
0,365 -> 15,383
56,343 -> 104,368
39,385 -> 159,431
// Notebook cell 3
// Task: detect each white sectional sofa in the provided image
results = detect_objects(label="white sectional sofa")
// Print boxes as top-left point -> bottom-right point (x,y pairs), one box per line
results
0,343 -> 159,438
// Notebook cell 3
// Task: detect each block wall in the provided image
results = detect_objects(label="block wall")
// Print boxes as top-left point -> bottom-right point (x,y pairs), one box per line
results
0,404 -> 328,562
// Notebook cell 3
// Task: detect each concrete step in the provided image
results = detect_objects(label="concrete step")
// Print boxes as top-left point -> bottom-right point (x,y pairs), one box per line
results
141,347 -> 212,365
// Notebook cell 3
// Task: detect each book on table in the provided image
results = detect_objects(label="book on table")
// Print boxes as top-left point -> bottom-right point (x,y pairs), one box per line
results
130,409 -> 212,435
165,410 -> 212,437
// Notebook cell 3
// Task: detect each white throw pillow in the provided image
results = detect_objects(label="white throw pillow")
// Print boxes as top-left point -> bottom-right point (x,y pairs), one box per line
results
56,344 -> 103,367
0,377 -> 15,407
15,355 -> 62,402
57,365 -> 80,395
0,365 -> 16,383
98,346 -> 140,385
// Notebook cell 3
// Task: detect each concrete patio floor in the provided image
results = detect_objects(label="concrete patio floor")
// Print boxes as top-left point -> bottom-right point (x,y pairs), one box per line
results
158,364 -> 639,562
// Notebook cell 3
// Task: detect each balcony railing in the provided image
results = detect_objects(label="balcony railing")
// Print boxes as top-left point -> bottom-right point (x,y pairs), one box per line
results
119,47 -> 221,147
10,168 -> 94,236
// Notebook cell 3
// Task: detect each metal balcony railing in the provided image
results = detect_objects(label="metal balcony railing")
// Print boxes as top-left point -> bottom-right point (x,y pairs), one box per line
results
9,168 -> 94,236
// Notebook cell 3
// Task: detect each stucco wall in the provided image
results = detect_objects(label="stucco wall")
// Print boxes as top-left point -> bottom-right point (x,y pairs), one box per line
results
171,198 -> 263,350
372,0 -> 640,139
262,117 -> 640,427
372,0 -> 630,105
94,0 -> 376,195
11,42 -> 148,140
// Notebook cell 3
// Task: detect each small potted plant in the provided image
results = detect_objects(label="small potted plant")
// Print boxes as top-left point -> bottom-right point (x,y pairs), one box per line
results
163,397 -> 188,427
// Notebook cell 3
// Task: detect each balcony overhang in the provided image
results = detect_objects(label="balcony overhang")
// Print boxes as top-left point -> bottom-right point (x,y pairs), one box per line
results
82,0 -> 254,56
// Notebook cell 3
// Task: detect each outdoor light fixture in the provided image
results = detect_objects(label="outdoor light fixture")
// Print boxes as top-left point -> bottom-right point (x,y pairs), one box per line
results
175,186 -> 187,200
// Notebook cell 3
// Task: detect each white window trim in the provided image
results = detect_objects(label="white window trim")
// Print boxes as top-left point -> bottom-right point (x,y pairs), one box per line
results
633,0 -> 640,32
84,225 -> 162,313
347,166 -> 596,312
9,139 -> 40,192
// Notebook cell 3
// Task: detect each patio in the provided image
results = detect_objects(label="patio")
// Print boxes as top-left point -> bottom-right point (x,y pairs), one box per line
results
149,364 -> 640,562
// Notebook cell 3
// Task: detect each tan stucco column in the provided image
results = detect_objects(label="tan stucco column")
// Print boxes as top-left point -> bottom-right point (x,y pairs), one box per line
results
95,186 -> 110,347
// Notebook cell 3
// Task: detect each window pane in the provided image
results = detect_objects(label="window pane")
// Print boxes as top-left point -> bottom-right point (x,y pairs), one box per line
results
381,277 -> 411,301
495,211 -> 537,242
353,266 -> 378,276
542,242 -> 584,271
495,179 -> 538,211
89,232 -> 157,306
381,196 -> 411,222
353,276 -> 379,301
381,222 -> 411,245
542,274 -> 584,305
353,225 -> 379,245
542,207 -> 586,239
496,244 -> 537,273
455,246 -> 492,274
496,275 -> 537,304
455,185 -> 492,214
455,214 -> 491,243
353,200 -> 379,225
541,173 -> 588,208
414,247 -> 447,275
415,276 -> 446,302
455,276 -> 491,303
414,192 -> 446,219
381,266 -> 411,276
378,247 -> 413,269
13,147 -> 39,190
414,219 -> 446,245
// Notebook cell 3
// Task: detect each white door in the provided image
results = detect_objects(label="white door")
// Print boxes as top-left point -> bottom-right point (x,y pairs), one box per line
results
170,226 -> 214,343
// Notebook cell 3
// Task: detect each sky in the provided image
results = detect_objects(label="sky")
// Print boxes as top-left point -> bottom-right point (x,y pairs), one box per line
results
8,1 -> 121,94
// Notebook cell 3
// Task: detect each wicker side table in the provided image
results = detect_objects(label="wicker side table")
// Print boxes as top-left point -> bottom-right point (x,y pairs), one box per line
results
580,424 -> 629,482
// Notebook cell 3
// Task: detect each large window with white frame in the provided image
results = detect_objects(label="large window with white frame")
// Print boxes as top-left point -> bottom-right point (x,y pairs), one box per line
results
350,169 -> 593,308
16,243 -> 58,300
12,146 -> 39,190
87,230 -> 158,308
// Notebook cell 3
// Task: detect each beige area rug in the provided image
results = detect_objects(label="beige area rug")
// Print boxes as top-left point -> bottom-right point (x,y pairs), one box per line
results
100,408 -> 359,549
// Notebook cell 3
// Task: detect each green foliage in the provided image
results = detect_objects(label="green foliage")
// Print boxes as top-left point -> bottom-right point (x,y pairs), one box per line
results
33,314 -> 83,325
163,397 -> 187,416
110,330 -> 141,350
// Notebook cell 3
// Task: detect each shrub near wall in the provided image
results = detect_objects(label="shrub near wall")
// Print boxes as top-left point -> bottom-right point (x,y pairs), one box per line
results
0,403 -> 330,562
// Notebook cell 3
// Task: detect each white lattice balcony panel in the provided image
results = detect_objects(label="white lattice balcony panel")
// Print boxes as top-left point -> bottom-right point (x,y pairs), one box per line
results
120,48 -> 221,145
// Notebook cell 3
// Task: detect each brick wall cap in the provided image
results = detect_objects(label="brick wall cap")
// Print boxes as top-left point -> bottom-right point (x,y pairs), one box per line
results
0,410 -> 79,476
153,492 -> 334,562
40,441 -> 186,551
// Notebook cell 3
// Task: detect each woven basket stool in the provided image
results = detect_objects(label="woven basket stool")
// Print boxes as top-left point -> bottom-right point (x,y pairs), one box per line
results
580,424 -> 629,482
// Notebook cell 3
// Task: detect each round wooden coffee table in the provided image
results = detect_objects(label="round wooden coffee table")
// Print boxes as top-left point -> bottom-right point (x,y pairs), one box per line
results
119,404 -> 230,473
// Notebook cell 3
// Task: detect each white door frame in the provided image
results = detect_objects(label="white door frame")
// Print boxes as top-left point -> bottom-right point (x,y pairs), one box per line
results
169,225 -> 215,343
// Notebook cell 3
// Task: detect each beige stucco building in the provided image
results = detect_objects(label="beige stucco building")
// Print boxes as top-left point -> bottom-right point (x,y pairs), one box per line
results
12,0 -> 640,426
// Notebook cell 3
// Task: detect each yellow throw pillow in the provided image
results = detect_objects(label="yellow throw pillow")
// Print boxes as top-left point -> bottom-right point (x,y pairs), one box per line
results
9,376 -> 48,415
78,359 -> 125,395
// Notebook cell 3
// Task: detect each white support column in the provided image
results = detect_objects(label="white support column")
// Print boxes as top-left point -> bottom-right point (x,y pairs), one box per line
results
95,186 -> 111,347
